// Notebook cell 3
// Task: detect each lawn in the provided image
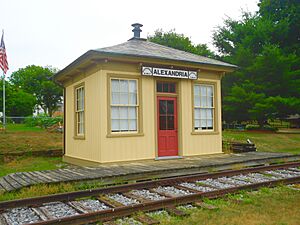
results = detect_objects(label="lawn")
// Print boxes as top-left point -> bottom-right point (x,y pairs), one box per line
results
0,156 -> 65,177
0,124 -> 62,154
223,130 -> 300,154
156,185 -> 300,225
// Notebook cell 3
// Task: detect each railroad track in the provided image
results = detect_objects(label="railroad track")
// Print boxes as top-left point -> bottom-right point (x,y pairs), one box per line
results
1,162 -> 300,225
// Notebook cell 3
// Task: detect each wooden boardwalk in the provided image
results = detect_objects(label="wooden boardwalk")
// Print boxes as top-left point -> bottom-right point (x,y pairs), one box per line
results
0,152 -> 299,192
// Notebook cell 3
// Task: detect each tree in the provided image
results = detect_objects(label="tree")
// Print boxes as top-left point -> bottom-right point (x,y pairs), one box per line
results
148,29 -> 216,58
0,80 -> 36,117
10,65 -> 62,117
213,0 -> 300,124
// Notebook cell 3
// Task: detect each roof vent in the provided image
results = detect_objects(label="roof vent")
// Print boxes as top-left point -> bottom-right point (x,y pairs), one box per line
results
131,23 -> 143,39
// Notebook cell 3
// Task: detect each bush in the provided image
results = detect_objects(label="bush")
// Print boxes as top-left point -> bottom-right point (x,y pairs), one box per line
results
245,124 -> 278,131
24,114 -> 63,129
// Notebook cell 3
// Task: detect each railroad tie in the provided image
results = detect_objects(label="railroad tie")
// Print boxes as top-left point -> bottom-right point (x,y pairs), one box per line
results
165,207 -> 188,217
102,221 -> 118,225
194,201 -> 218,210
135,214 -> 160,224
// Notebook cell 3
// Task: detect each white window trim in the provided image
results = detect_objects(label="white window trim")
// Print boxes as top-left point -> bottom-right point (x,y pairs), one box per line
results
194,84 -> 215,132
75,85 -> 85,137
110,78 -> 139,133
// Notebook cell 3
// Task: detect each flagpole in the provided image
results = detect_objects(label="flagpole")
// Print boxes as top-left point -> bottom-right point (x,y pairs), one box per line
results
2,71 -> 5,132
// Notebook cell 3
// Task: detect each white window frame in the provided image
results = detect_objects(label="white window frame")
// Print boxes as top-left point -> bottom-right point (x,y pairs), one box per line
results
75,85 -> 85,137
110,78 -> 139,133
193,83 -> 215,132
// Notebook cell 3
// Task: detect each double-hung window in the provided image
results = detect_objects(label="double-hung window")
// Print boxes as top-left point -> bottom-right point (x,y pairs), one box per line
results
111,78 -> 138,133
75,85 -> 85,136
194,84 -> 214,131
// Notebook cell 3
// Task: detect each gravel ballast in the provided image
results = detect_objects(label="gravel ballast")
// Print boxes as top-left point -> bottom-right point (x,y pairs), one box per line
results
131,189 -> 166,201
3,207 -> 41,225
40,202 -> 79,219
108,194 -> 140,206
154,186 -> 193,197
76,199 -> 110,212
179,182 -> 216,192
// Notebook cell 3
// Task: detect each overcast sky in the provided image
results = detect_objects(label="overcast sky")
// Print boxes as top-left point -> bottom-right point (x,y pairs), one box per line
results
1,0 -> 259,76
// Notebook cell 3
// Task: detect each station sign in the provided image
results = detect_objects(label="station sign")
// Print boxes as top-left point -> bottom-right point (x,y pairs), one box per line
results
142,66 -> 197,80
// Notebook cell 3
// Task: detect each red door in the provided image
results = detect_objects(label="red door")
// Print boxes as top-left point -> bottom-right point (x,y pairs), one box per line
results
157,96 -> 178,157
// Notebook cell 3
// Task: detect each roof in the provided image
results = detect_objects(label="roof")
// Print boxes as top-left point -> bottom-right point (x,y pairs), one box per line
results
95,39 -> 237,68
54,38 -> 237,82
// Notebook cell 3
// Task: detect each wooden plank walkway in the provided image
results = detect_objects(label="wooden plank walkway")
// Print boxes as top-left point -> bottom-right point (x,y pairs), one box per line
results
0,152 -> 299,193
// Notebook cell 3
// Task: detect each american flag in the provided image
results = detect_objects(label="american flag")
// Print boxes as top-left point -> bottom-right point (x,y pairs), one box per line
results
0,31 -> 9,74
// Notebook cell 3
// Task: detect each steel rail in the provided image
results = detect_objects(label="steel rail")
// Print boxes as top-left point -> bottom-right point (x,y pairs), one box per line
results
1,161 -> 299,210
24,176 -> 300,225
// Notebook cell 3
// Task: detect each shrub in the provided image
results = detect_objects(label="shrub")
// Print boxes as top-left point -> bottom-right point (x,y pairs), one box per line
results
24,114 -> 63,129
245,124 -> 278,131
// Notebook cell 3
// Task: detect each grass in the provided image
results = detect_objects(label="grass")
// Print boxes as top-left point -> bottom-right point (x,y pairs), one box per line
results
223,130 -> 300,154
155,186 -> 300,225
0,124 -> 62,154
0,156 -> 65,177
0,180 -> 107,202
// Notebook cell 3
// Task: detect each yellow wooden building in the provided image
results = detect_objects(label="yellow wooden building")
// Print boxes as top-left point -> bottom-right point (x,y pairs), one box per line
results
54,24 -> 236,166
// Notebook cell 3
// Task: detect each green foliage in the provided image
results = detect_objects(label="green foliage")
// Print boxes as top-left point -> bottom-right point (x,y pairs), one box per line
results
148,29 -> 216,58
10,65 -> 62,117
0,80 -> 36,117
245,124 -> 277,131
24,114 -> 63,128
213,0 -> 300,123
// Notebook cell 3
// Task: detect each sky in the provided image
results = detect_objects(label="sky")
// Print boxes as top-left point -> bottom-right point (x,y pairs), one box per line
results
1,0 -> 259,76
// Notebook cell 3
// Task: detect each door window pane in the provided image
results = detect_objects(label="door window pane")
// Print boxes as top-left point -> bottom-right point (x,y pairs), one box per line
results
170,83 -> 176,93
157,82 -> 176,93
167,116 -> 174,130
167,100 -> 174,114
163,83 -> 169,92
159,100 -> 167,115
157,83 -> 163,92
160,116 -> 167,130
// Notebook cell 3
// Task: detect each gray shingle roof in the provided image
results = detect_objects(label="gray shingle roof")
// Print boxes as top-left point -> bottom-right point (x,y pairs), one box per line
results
95,39 -> 237,68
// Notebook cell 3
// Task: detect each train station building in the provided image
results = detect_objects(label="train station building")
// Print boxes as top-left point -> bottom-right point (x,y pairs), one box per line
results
54,24 -> 237,166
